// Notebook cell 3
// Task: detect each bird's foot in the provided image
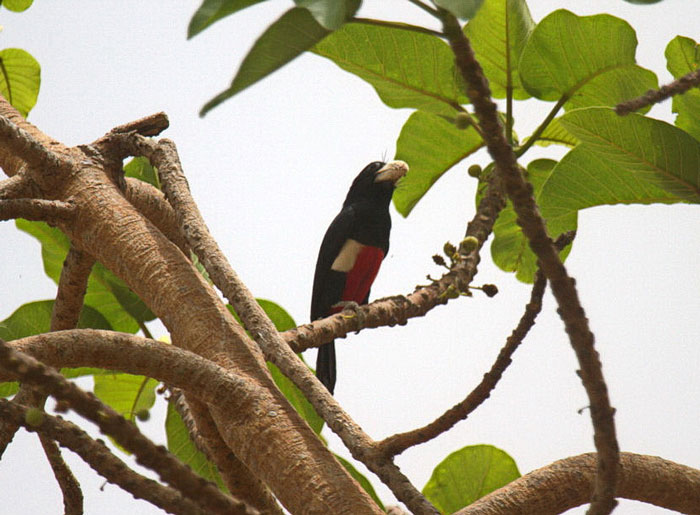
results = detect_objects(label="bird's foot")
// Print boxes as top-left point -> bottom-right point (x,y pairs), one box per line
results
333,301 -> 366,333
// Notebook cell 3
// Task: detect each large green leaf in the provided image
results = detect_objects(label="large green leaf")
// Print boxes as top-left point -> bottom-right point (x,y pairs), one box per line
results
666,36 -> 700,142
540,108 -> 700,240
334,454 -> 384,509
435,0 -> 484,19
188,0 -> 268,39
294,0 -> 361,30
201,7 -> 329,115
0,48 -> 40,117
165,402 -> 228,491
520,11 -> 640,104
16,220 -> 153,333
394,111 -> 483,216
423,444 -> 520,513
464,0 -> 534,100
94,373 -> 158,422
0,300 -> 112,397
490,159 -> 576,283
313,22 -> 466,115
1,0 -> 33,12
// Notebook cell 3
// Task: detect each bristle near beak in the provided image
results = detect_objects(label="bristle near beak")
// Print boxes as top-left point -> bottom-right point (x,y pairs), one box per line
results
374,160 -> 409,184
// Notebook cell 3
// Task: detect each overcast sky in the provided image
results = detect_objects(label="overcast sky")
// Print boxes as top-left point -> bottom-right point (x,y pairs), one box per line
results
0,1 -> 698,514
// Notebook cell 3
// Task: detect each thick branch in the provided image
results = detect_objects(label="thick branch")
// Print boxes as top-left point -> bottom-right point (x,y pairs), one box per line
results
0,198 -> 75,223
180,394 -> 284,515
0,400 -> 213,515
123,177 -> 189,254
39,434 -> 84,515
0,172 -> 37,199
439,13 -> 618,514
616,67 -> 700,115
0,337 -> 249,515
139,136 -> 434,514
457,453 -> 700,515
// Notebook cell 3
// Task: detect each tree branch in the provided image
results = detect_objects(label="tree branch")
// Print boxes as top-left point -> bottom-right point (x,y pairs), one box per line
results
0,172 -> 37,199
0,198 -> 75,223
39,434 -> 84,515
176,392 -> 284,514
457,453 -> 700,515
378,232 -> 575,456
439,12 -> 619,514
0,400 -> 215,515
0,337 -> 250,515
616,67 -> 700,115
123,177 -> 190,255
51,246 -> 95,332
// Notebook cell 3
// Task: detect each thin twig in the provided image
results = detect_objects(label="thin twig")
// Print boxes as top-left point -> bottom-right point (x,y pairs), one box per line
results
378,232 -> 575,456
39,434 -> 84,515
352,18 -> 443,38
0,400 -> 213,515
616,68 -> 700,115
515,93 -> 570,158
0,337 -> 251,515
0,198 -> 75,222
406,0 -> 440,16
51,246 -> 95,332
438,11 -> 618,514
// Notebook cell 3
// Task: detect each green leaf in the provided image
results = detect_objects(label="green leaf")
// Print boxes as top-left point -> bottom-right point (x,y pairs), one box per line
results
555,108 -> 700,203
464,0 -> 534,100
0,300 -> 112,397
0,48 -> 40,118
423,444 -> 520,513
537,108 -> 700,246
94,373 -> 158,424
435,0 -> 484,20
666,36 -> 700,141
394,111 -> 483,216
294,0 -> 361,30
520,11 -> 640,105
527,117 -> 578,149
165,402 -> 228,490
313,22 -> 466,115
335,454 -> 384,509
490,159 -> 576,283
15,220 -> 153,332
124,156 -> 159,188
2,0 -> 33,13
201,7 -> 329,115
0,300 -> 111,341
188,0 -> 267,39
567,65 -> 658,111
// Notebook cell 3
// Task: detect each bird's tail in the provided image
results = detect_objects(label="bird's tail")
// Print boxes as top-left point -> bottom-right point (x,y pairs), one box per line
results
316,341 -> 336,395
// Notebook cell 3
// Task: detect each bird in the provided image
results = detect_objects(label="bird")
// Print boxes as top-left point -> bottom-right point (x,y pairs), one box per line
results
311,160 -> 409,394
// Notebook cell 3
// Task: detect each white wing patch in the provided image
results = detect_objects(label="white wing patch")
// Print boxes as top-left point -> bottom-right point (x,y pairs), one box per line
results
331,239 -> 365,272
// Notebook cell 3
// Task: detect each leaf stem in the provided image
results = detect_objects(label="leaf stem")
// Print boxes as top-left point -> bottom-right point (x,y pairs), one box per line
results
405,0 -> 441,17
515,93 -> 569,157
351,18 -> 443,39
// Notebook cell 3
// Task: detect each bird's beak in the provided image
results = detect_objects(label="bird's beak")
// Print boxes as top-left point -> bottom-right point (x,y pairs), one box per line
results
374,160 -> 409,184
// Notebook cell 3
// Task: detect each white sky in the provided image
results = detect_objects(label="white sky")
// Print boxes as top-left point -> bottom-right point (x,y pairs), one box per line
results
0,1 -> 698,514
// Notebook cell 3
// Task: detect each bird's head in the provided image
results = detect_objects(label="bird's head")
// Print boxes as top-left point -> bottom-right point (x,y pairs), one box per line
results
344,160 -> 409,205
